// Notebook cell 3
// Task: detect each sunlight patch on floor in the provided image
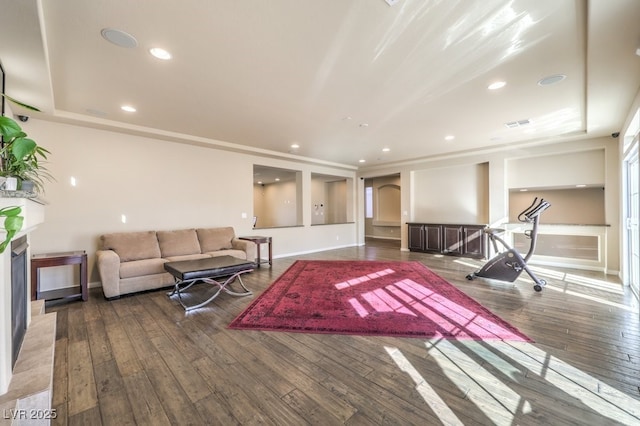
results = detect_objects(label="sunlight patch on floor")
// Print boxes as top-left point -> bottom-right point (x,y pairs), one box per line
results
530,265 -> 624,294
381,339 -> 640,425
493,340 -> 640,422
334,268 -> 395,290
453,258 -> 481,269
423,339 -> 531,424
385,346 -> 464,426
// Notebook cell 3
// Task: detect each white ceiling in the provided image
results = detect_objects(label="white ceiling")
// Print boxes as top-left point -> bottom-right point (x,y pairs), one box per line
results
2,0 -> 640,169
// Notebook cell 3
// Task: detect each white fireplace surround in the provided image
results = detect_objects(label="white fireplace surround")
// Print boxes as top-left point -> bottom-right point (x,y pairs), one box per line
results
0,197 -> 45,395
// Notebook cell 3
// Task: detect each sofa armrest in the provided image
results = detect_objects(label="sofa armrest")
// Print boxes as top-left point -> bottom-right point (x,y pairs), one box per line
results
96,249 -> 121,298
232,238 -> 256,262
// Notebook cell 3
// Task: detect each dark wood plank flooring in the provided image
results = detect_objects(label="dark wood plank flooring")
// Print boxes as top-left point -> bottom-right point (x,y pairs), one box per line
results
48,238 -> 640,425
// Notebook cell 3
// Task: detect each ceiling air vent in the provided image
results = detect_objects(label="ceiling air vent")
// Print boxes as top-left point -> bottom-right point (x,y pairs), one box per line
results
505,119 -> 531,128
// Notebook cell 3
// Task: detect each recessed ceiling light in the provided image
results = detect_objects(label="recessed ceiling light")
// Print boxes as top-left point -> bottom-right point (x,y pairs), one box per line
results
149,47 -> 172,60
576,184 -> 587,188
290,143 -> 300,149
488,81 -> 506,90
121,105 -> 136,112
101,28 -> 138,48
445,135 -> 455,141
382,147 -> 390,152
520,189 -> 528,192
359,159 -> 366,163
538,74 -> 566,86
275,178 -> 280,182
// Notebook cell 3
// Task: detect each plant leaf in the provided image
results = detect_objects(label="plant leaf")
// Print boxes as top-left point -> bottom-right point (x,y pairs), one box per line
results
0,94 -> 41,112
0,116 -> 23,139
0,206 -> 22,216
11,138 -> 37,160
4,215 -> 23,232
0,206 -> 23,254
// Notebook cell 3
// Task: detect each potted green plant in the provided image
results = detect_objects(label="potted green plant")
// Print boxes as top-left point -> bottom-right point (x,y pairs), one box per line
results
0,95 -> 51,252
0,94 -> 51,193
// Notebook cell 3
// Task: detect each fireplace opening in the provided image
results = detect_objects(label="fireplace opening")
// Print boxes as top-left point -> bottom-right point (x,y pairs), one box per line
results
11,235 -> 28,369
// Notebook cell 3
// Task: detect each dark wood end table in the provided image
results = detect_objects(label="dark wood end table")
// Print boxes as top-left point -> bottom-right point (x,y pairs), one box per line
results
238,236 -> 272,267
31,250 -> 88,302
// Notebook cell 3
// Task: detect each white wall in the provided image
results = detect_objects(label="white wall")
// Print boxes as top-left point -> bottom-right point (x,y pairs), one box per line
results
507,149 -> 605,188
326,180 -> 347,224
254,181 -> 298,227
411,162 -> 489,224
310,178 -> 327,225
19,116 -> 623,290
23,118 -> 358,289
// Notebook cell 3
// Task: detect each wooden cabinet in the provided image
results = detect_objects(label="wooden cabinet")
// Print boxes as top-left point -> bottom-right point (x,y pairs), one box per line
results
424,224 -> 442,252
408,223 -> 425,251
407,223 -> 486,259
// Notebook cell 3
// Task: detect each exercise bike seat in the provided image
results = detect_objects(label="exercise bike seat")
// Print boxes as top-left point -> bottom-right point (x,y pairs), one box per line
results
484,227 -> 505,236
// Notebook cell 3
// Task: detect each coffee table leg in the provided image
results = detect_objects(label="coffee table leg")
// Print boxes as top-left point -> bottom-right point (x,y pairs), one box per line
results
168,270 -> 253,311
208,272 -> 252,296
167,279 -> 199,310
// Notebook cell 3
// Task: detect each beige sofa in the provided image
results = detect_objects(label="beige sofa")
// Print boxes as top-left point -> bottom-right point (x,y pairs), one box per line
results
96,227 -> 256,299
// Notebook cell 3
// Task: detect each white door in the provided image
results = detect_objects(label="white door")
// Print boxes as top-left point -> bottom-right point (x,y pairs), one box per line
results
624,145 -> 639,301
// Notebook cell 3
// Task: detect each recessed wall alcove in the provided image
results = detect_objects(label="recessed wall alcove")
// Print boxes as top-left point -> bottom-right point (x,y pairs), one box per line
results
253,165 -> 302,228
310,173 -> 354,225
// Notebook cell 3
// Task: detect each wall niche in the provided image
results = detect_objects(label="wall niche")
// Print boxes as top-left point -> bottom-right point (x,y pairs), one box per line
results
253,165 -> 302,228
509,187 -> 605,225
311,173 -> 354,225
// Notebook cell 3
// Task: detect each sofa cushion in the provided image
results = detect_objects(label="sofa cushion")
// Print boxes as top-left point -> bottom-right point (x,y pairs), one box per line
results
196,227 -> 234,252
120,258 -> 168,279
207,249 -> 247,260
163,253 -> 210,262
101,231 -> 161,262
157,229 -> 201,258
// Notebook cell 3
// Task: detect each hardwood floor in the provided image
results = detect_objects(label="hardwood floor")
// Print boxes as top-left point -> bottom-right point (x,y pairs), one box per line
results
48,239 -> 640,425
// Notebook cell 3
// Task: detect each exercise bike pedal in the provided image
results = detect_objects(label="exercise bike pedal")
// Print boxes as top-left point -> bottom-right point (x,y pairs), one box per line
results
505,261 -> 523,272
466,273 -> 476,280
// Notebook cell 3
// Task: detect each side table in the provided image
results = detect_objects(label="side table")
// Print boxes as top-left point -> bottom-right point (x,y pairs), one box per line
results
238,236 -> 272,268
31,250 -> 88,302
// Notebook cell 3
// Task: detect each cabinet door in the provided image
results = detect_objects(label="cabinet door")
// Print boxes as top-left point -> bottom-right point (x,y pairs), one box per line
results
407,224 -> 425,251
425,225 -> 443,252
442,225 -> 463,255
463,226 -> 486,258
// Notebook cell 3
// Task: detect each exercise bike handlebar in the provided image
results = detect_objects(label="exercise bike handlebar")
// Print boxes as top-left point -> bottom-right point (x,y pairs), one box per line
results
518,197 -> 551,223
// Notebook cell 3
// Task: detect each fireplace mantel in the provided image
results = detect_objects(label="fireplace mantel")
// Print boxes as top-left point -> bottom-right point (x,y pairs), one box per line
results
0,197 -> 45,395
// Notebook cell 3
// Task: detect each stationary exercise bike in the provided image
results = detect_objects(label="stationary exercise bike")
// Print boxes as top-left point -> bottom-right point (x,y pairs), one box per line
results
466,197 -> 551,292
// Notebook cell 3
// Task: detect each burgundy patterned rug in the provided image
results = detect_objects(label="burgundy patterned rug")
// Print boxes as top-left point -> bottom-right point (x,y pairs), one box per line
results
229,260 -> 532,341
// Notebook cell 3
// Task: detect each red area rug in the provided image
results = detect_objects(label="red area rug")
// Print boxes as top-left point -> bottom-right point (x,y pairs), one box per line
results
229,260 -> 532,341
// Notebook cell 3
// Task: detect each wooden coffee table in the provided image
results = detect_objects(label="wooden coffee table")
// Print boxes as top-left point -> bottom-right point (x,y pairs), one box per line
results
164,255 -> 254,311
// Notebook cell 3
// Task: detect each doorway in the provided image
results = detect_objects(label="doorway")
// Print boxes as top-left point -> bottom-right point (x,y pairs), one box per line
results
364,174 -> 401,243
